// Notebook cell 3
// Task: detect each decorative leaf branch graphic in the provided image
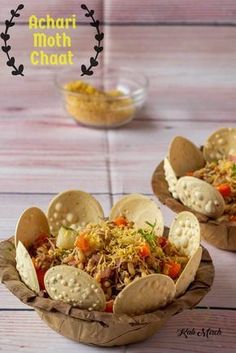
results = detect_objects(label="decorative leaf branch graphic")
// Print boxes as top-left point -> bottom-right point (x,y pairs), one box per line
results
1,4 -> 24,76
80,4 -> 104,76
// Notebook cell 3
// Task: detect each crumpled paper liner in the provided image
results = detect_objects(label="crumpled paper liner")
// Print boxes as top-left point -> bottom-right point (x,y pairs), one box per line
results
152,161 -> 236,251
0,237 -> 214,347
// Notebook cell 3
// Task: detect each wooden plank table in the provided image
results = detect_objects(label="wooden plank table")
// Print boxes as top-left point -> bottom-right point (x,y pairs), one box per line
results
0,1 -> 236,352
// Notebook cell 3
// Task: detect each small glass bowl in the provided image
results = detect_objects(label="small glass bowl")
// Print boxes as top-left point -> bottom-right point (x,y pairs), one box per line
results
55,66 -> 148,128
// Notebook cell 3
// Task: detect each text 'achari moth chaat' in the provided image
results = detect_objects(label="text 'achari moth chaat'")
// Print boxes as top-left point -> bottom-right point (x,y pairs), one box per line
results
163,128 -> 236,223
15,191 -> 202,316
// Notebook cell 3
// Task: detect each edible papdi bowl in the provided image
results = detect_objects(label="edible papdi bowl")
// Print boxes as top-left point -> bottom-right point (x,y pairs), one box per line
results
0,191 -> 214,346
152,127 -> 236,251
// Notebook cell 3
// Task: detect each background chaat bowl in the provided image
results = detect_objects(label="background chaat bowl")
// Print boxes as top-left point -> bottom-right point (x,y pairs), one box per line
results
55,66 -> 148,129
0,235 -> 214,347
152,129 -> 236,252
152,161 -> 236,251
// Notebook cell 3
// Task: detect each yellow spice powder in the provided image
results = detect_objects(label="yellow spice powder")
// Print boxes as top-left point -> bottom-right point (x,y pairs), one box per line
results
63,80 -> 135,127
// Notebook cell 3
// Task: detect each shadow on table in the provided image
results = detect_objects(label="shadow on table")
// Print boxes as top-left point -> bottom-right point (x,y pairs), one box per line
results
123,117 -> 166,132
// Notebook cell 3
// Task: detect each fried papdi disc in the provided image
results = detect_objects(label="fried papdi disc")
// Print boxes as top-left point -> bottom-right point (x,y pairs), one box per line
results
44,265 -> 106,311
168,136 -> 205,177
16,241 -> 40,293
176,176 -> 225,218
163,157 -> 179,199
169,211 -> 200,257
47,190 -> 104,236
15,207 -> 50,248
109,194 -> 164,236
176,247 -> 202,297
113,274 -> 176,316
203,127 -> 236,162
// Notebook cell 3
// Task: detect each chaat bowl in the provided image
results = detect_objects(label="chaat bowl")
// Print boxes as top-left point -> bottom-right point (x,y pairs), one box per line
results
0,191 -> 214,346
152,128 -> 236,251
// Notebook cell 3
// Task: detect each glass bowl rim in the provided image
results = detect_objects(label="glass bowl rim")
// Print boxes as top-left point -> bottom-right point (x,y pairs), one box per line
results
55,65 -> 149,101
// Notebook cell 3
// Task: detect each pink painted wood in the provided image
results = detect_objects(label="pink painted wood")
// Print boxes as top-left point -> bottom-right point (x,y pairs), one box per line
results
0,310 -> 235,352
0,117 -> 235,351
104,0 -> 236,23
1,27 -> 236,121
1,0 -> 236,23
0,0 -> 103,23
0,2 -> 236,352
104,26 -> 236,122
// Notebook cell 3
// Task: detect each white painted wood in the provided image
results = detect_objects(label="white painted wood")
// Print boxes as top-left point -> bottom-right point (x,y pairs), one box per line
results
0,310 -> 235,353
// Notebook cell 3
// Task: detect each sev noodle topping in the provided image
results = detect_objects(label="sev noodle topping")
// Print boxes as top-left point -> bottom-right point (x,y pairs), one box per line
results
29,217 -> 189,304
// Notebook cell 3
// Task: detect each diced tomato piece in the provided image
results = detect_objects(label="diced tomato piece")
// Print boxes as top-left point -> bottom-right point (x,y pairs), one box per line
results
35,234 -> 48,247
35,267 -> 46,290
158,237 -> 168,248
139,243 -> 151,258
216,184 -> 232,198
229,215 -> 236,222
75,233 -> 90,252
229,155 -> 236,162
167,262 -> 181,279
105,300 -> 114,313
114,216 -> 128,227
186,171 -> 194,176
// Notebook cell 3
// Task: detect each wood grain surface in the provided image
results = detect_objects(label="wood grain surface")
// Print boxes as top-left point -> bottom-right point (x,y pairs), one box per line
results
0,310 -> 235,353
0,0 -> 103,23
103,0 -> 236,24
1,0 -> 236,24
0,1 -> 236,352
1,26 -> 236,121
